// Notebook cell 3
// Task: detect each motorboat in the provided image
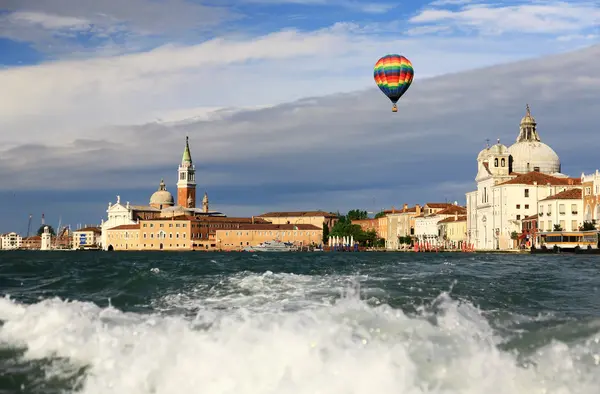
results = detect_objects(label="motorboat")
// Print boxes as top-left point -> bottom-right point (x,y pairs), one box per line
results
243,240 -> 296,252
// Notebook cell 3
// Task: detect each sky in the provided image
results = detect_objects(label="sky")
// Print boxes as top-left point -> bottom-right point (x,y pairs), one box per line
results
0,0 -> 599,234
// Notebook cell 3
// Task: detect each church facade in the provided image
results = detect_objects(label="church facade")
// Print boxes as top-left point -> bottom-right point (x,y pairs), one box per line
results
100,137 -> 224,250
466,105 -> 581,250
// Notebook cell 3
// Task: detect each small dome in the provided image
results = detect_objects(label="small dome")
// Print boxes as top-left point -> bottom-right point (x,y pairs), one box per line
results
508,141 -> 560,174
520,104 -> 536,125
489,141 -> 508,155
477,147 -> 490,161
150,179 -> 174,206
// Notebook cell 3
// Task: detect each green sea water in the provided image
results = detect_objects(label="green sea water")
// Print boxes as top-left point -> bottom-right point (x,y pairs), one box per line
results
0,251 -> 599,393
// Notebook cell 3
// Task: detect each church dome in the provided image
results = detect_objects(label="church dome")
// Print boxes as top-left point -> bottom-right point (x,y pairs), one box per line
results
508,104 -> 560,174
150,179 -> 174,207
477,147 -> 490,161
489,141 -> 508,155
508,141 -> 560,174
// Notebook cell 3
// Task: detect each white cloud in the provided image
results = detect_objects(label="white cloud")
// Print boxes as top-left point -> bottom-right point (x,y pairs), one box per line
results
1,43 -> 600,231
411,1 -> 600,34
1,43 -> 599,191
8,11 -> 91,30
237,0 -> 396,13
0,0 -> 233,55
2,20 -> 596,152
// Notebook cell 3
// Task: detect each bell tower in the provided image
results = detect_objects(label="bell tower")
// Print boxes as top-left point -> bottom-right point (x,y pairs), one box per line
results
177,136 -> 196,208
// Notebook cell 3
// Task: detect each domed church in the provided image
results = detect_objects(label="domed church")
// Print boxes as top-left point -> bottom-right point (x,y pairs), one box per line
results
101,137 -> 224,249
466,105 -> 580,250
476,104 -> 564,179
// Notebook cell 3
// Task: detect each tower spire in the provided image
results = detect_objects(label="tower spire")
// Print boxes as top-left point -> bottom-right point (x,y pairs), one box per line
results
182,135 -> 192,165
516,104 -> 540,142
177,136 -> 196,208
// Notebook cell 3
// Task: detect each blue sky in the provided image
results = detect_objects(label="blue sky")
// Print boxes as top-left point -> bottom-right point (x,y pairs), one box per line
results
0,0 -> 599,234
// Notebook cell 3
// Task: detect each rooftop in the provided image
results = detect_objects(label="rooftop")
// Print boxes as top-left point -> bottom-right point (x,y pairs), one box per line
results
438,215 -> 467,223
75,227 -> 101,233
109,224 -> 141,230
258,211 -> 337,218
540,188 -> 582,201
500,171 -> 581,186
230,224 -> 321,231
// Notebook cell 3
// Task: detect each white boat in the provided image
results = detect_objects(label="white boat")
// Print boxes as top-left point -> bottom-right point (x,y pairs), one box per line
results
243,240 -> 296,252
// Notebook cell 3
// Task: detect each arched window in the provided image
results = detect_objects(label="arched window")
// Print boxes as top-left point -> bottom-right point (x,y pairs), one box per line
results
501,158 -> 505,167
494,158 -> 498,167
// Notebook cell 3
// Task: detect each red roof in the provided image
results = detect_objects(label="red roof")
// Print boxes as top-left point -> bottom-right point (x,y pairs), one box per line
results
540,188 -> 582,201
228,224 -> 321,230
425,203 -> 454,209
109,224 -> 140,230
500,172 -> 581,186
257,211 -> 337,218
76,227 -> 101,233
436,205 -> 467,215
438,215 -> 467,223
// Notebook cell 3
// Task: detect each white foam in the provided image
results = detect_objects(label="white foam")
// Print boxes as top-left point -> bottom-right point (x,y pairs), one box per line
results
0,272 -> 599,394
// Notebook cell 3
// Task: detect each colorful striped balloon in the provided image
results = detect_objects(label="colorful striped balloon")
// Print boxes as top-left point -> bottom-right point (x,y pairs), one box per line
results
374,54 -> 414,112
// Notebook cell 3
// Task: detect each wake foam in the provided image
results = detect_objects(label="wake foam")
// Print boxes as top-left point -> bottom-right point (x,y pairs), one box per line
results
1,271 -> 599,393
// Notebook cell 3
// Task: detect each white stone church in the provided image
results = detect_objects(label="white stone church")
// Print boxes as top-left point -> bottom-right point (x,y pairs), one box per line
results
466,105 -> 581,250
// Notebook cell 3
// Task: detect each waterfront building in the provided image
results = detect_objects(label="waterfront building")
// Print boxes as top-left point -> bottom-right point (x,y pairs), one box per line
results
581,170 -> 600,224
72,227 -> 102,250
215,224 -> 322,251
105,224 -> 140,251
520,214 -> 539,247
0,232 -> 22,250
101,137 -> 224,250
256,211 -> 338,230
466,105 -> 580,250
414,204 -> 466,247
128,216 -> 270,251
21,236 -> 41,249
437,213 -> 467,249
538,188 -> 583,232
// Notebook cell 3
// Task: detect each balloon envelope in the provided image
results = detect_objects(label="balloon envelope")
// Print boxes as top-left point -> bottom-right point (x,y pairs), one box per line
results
374,54 -> 414,105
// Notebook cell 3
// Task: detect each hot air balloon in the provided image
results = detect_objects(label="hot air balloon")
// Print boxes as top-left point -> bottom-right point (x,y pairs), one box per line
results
373,54 -> 414,112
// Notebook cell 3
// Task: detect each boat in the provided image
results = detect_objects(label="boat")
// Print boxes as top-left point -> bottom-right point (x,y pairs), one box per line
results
243,240 -> 297,252
530,230 -> 600,254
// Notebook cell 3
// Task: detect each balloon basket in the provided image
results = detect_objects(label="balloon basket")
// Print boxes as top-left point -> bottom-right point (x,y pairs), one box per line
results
392,105 -> 398,112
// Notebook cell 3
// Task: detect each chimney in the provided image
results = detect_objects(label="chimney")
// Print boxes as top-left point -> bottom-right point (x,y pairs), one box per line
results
252,216 -> 255,224
455,212 -> 458,221
568,179 -> 573,185
416,204 -> 421,215
533,181 -> 537,186
392,205 -> 395,213
403,203 -> 408,212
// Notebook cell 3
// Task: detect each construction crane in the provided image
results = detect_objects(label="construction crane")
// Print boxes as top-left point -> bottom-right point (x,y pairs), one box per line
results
26,214 -> 32,238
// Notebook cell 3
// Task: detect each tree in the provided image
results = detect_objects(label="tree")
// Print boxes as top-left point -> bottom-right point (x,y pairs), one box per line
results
346,209 -> 368,221
374,211 -> 386,219
329,211 -> 378,246
553,224 -> 563,231
580,220 -> 596,231
37,225 -> 55,236
322,223 -> 329,244
510,231 -> 519,240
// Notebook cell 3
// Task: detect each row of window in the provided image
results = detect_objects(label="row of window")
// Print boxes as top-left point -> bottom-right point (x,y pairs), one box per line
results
142,222 -> 241,229
539,220 -> 579,232
539,204 -> 579,215
223,231 -> 318,237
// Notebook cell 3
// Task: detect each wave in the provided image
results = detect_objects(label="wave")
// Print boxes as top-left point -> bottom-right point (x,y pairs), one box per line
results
0,270 -> 599,393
